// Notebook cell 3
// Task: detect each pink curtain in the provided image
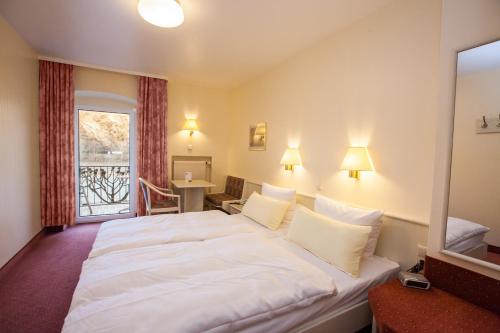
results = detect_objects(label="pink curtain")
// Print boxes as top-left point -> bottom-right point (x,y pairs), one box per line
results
39,61 -> 75,227
137,76 -> 168,216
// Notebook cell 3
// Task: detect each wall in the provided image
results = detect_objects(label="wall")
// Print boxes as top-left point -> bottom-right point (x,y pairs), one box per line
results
168,81 -> 231,192
0,16 -> 40,267
229,0 -> 441,224
429,0 -> 500,279
74,67 -> 232,195
448,68 -> 500,246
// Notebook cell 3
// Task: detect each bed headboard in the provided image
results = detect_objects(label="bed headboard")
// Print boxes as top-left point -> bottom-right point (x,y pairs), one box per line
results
243,181 -> 429,270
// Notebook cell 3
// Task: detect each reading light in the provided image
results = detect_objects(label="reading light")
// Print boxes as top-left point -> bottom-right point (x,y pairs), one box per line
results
183,119 -> 198,136
341,147 -> 374,180
137,0 -> 184,28
280,147 -> 302,172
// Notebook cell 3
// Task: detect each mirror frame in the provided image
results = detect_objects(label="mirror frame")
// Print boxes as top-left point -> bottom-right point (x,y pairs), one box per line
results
440,38 -> 500,272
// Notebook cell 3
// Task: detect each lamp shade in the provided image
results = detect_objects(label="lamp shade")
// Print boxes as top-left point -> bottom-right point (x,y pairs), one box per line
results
183,119 -> 198,132
137,0 -> 184,28
280,148 -> 302,167
340,147 -> 374,171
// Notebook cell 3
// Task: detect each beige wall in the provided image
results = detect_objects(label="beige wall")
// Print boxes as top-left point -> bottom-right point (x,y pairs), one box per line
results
228,0 -> 441,224
448,68 -> 500,246
429,0 -> 500,279
0,16 -> 40,267
168,81 -> 231,192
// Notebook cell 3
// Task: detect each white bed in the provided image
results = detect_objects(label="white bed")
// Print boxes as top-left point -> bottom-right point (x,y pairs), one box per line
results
64,211 -> 399,333
446,216 -> 490,257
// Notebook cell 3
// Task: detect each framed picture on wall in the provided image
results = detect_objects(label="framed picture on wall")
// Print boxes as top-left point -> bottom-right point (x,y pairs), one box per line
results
249,122 -> 266,151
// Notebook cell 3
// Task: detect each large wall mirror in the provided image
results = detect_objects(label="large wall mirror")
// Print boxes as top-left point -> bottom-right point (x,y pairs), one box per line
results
444,40 -> 500,270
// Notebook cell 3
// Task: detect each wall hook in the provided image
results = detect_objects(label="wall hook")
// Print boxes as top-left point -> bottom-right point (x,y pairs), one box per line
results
481,115 -> 488,128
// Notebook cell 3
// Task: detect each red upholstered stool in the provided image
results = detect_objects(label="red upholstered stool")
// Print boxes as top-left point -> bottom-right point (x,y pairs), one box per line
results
368,279 -> 500,333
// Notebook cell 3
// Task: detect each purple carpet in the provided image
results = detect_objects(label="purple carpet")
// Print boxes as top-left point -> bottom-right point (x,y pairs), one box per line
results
0,223 -> 101,333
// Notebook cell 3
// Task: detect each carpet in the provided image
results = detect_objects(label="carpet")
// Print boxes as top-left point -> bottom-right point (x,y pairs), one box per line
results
0,223 -> 100,333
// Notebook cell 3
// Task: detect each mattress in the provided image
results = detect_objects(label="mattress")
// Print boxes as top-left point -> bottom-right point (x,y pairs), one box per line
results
225,214 -> 400,332
446,216 -> 490,253
447,233 -> 487,253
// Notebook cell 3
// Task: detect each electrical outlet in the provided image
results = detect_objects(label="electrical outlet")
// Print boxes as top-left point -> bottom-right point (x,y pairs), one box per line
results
417,244 -> 427,260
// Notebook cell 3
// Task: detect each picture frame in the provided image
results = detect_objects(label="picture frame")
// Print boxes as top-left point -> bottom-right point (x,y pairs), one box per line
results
249,122 -> 266,151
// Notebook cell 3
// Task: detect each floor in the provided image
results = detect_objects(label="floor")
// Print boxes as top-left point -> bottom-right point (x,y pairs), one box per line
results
0,223 -> 101,333
0,222 -> 373,333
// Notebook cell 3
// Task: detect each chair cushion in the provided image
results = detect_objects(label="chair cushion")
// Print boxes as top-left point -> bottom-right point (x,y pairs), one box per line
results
225,176 -> 244,199
151,200 -> 178,209
205,193 -> 238,207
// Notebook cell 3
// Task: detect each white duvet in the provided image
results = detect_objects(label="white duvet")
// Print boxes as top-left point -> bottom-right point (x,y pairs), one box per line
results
446,216 -> 490,248
90,211 -> 254,258
63,233 -> 336,333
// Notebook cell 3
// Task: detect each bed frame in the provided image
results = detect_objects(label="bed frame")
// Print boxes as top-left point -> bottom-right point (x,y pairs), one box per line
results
295,301 -> 372,333
242,181 -> 430,332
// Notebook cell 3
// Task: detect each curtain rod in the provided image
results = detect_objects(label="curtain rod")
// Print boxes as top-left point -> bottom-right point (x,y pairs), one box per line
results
37,55 -> 168,80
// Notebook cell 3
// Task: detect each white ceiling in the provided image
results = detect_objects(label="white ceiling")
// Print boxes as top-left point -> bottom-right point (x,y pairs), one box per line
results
458,40 -> 500,75
0,0 -> 392,87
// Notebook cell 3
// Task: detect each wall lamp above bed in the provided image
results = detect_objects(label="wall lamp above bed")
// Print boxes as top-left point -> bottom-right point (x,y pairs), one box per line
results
341,147 -> 374,180
280,147 -> 302,172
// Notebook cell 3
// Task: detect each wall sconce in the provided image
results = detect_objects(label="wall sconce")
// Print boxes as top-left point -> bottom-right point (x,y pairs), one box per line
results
280,147 -> 302,171
340,147 -> 374,180
183,118 -> 198,136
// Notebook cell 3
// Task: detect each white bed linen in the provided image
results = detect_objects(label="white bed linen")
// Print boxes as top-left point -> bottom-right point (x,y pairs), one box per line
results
90,210 -> 255,258
447,234 -> 487,253
235,238 -> 400,333
63,233 -> 337,333
446,216 -> 490,250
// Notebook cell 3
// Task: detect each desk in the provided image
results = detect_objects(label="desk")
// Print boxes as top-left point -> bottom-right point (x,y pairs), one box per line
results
171,179 -> 216,212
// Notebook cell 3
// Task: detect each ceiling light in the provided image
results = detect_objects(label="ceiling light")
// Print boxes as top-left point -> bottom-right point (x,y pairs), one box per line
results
137,0 -> 184,28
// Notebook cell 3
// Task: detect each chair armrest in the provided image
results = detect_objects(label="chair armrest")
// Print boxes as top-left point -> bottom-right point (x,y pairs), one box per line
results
148,185 -> 178,198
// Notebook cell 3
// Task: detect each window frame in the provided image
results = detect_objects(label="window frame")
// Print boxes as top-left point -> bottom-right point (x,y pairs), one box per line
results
74,104 -> 137,223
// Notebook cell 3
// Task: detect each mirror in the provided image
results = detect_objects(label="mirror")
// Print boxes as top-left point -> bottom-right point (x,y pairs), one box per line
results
445,40 -> 500,268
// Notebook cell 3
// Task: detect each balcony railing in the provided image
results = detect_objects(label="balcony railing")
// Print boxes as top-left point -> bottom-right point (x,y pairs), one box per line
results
79,166 -> 130,216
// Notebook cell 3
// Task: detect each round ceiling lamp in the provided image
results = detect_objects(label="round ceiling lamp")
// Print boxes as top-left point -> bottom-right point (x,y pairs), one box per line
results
137,0 -> 184,28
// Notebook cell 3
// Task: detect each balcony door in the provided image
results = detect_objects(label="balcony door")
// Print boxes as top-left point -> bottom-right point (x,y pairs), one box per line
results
75,106 -> 136,222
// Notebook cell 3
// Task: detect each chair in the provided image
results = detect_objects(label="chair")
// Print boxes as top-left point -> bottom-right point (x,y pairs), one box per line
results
139,178 -> 181,215
205,176 -> 245,210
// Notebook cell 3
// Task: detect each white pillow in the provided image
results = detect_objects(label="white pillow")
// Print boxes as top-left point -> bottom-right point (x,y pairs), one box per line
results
287,207 -> 371,277
314,194 -> 383,257
242,192 -> 290,230
261,182 -> 297,223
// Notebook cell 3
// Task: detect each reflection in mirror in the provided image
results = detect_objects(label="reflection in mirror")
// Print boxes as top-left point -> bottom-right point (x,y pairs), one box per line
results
446,40 -> 500,267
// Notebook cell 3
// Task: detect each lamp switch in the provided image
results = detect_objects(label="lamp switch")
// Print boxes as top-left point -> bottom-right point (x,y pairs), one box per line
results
187,144 -> 193,151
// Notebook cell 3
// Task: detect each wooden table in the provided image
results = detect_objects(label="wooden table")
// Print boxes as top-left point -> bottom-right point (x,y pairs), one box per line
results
171,179 -> 216,212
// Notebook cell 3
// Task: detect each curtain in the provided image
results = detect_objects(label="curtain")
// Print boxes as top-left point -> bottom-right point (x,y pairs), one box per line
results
39,60 -> 75,227
137,76 -> 168,216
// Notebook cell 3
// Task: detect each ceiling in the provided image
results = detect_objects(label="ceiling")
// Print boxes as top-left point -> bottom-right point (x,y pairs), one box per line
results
458,40 -> 500,75
0,0 -> 392,87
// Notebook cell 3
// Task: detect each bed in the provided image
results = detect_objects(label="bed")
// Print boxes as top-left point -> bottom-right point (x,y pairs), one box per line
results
446,216 -> 490,258
63,211 -> 399,333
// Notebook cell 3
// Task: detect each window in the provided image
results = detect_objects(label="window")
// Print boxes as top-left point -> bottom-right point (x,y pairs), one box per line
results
75,106 -> 136,222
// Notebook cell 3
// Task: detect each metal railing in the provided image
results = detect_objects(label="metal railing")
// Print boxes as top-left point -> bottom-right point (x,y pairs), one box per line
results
79,166 -> 130,215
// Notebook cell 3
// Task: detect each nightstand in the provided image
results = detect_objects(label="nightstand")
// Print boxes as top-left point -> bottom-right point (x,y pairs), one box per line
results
224,202 -> 244,215
368,279 -> 500,333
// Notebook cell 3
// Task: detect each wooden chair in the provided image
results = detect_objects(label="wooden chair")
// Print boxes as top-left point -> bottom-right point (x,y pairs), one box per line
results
139,178 -> 181,216
205,176 -> 245,210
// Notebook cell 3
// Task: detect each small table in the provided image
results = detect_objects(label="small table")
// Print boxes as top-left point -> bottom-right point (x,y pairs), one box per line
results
171,179 -> 216,212
223,202 -> 244,215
